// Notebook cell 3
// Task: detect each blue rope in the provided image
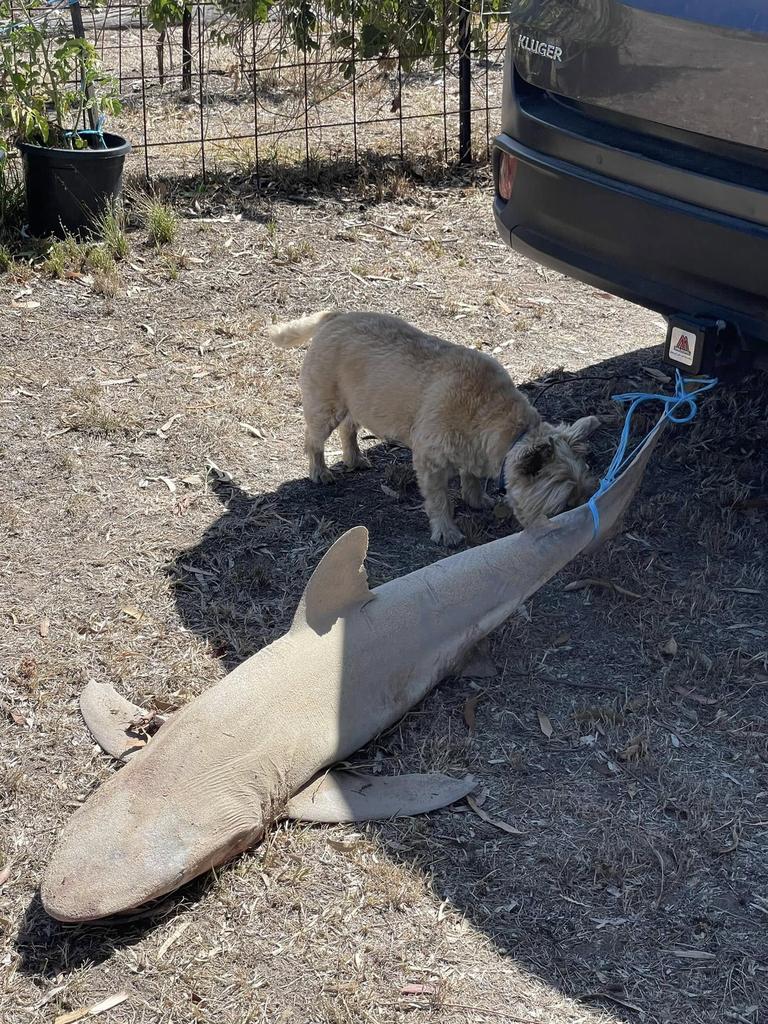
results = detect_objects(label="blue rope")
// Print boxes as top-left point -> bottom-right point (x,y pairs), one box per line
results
587,370 -> 718,535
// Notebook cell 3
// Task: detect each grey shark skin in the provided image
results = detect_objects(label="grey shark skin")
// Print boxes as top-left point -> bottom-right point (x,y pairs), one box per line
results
41,417 -> 666,923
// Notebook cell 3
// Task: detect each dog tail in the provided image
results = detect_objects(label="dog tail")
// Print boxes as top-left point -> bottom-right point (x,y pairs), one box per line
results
267,310 -> 340,349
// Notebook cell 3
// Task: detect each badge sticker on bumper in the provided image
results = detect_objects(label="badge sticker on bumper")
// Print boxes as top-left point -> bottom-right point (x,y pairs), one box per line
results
668,327 -> 695,367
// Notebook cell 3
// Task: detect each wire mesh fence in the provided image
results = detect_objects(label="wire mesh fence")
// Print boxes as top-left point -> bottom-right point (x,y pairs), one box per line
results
29,0 -> 509,183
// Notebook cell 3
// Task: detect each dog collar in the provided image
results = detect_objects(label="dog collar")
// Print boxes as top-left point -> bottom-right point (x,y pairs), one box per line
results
497,429 -> 529,495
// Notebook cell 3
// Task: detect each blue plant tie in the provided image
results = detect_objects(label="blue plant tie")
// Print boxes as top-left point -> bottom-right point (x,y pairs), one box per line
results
587,370 -> 718,536
64,114 -> 107,149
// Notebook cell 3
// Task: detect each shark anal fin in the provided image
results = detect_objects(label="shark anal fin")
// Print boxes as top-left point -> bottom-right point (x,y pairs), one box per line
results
80,681 -> 165,762
286,770 -> 476,823
290,526 -> 374,636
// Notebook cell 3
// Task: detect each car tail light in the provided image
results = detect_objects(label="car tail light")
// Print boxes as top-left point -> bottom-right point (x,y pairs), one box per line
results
498,152 -> 518,201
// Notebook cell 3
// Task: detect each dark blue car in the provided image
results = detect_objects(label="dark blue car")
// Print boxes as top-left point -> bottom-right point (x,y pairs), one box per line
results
493,2 -> 768,373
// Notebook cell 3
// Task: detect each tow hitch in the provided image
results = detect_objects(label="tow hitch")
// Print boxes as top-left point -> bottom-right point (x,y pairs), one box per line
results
664,316 -> 750,378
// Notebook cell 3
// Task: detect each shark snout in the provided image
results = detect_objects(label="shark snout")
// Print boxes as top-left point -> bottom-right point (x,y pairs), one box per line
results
41,791 -> 201,922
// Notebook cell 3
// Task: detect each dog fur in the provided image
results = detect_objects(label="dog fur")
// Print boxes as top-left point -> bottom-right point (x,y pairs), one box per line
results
269,310 -> 599,545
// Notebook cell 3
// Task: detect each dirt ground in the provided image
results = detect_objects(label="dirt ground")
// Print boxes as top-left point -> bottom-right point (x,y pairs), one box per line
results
1,166 -> 767,1024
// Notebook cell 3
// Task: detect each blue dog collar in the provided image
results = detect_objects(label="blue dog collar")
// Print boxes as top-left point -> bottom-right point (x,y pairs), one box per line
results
497,429 -> 529,495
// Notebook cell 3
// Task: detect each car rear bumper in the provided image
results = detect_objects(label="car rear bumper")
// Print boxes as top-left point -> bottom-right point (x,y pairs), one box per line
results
493,84 -> 768,359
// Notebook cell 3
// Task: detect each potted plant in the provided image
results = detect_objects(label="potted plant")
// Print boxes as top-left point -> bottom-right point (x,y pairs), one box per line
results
0,0 -> 130,237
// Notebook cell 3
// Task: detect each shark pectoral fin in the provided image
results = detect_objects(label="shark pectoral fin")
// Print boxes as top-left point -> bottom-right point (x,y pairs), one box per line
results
285,770 -> 476,823
290,525 -> 374,636
458,638 -> 497,678
80,680 -> 166,762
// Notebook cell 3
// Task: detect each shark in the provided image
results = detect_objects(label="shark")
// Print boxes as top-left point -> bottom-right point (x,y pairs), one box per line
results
41,411 -> 669,923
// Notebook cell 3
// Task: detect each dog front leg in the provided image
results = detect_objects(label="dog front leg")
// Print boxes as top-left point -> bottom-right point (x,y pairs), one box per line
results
414,456 -> 463,546
460,471 -> 494,510
339,416 -> 372,472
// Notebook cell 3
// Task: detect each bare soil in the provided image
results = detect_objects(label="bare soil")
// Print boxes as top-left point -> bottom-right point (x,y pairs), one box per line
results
1,168 -> 767,1024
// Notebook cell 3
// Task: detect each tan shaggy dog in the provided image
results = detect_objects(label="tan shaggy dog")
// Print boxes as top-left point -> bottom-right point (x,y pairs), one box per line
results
270,310 -> 599,545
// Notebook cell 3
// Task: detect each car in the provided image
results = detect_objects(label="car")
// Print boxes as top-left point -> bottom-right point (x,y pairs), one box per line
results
492,1 -> 768,375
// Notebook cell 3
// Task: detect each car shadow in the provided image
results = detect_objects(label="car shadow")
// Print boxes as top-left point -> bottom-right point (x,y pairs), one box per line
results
15,344 -> 768,1022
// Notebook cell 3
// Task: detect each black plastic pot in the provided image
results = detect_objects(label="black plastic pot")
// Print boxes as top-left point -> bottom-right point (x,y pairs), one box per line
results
18,132 -> 131,238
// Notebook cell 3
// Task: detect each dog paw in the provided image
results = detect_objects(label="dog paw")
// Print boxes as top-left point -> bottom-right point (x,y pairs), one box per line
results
344,455 -> 372,472
463,492 -> 495,511
311,468 -> 335,485
431,522 -> 464,547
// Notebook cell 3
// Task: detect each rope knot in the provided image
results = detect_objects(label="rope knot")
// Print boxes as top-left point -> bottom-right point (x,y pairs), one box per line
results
587,370 -> 717,536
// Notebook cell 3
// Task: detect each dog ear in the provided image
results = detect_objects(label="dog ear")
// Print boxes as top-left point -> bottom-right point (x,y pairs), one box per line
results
565,416 -> 600,443
518,437 -> 556,478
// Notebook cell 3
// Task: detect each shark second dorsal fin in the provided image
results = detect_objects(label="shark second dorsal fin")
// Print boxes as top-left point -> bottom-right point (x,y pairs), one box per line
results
290,526 -> 374,636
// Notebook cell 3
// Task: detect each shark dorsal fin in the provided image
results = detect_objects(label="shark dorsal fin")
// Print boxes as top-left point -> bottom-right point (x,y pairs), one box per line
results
291,526 -> 373,636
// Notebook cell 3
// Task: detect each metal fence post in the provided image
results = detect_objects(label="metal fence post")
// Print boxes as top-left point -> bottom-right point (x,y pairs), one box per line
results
182,4 -> 192,92
458,4 -> 472,164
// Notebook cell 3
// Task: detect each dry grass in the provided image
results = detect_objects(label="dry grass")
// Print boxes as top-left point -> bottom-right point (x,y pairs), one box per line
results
1,168 -> 766,1024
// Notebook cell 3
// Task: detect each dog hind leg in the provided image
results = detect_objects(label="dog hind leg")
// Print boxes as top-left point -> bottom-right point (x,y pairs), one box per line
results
303,402 -> 338,484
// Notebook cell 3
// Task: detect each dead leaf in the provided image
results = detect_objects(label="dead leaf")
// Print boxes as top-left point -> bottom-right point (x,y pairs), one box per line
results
139,476 -> 177,493
463,694 -> 481,735
39,618 -> 50,638
157,920 -> 190,960
322,981 -> 358,995
120,606 -> 143,621
490,294 -> 511,314
181,474 -> 204,487
157,413 -> 182,436
55,991 -> 129,1024
240,421 -> 265,439
11,299 -> 41,310
327,837 -> 360,854
466,795 -> 525,836
400,983 -> 437,997
675,686 -> 718,706
6,705 -> 26,726
660,638 -> 678,657
715,825 -> 741,856
643,367 -> 672,384
0,861 -> 12,887
537,710 -> 553,738
553,632 -> 571,646
31,984 -> 68,1010
619,735 -> 647,762
564,577 -> 641,599
669,949 -> 716,961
